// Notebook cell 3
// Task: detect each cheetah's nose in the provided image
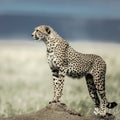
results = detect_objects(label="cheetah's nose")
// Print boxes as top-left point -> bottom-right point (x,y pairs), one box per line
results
31,34 -> 34,37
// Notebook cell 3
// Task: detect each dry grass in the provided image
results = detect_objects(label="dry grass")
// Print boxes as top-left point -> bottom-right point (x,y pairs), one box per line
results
0,40 -> 119,119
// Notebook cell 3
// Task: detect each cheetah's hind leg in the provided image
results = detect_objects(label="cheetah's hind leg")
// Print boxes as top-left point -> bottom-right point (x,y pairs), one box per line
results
85,74 -> 100,116
93,72 -> 107,116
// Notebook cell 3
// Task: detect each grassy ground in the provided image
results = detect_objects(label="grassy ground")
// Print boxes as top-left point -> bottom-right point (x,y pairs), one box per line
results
0,40 -> 119,119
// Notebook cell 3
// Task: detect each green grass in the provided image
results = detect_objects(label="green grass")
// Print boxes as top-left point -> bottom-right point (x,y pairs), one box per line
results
0,41 -> 120,119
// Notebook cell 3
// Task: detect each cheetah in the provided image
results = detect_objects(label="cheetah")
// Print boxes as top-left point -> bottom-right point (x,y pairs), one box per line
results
32,25 -> 117,116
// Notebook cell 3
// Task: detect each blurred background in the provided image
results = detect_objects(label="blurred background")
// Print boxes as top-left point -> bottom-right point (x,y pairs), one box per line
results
0,0 -> 120,42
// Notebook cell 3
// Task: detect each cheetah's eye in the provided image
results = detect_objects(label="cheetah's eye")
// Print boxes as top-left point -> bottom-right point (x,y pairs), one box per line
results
36,30 -> 39,32
45,27 -> 51,34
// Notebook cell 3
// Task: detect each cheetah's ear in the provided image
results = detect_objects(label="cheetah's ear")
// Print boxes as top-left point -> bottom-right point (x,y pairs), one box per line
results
45,26 -> 51,34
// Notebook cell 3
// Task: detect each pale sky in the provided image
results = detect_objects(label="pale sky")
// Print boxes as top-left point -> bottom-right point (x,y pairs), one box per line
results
0,0 -> 120,19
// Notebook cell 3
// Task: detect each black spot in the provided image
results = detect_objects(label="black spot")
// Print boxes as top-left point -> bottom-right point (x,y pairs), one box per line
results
86,74 -> 93,79
45,27 -> 51,34
52,69 -> 59,78
52,69 -> 59,73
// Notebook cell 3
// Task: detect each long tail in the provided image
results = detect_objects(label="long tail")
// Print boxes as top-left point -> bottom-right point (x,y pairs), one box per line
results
106,101 -> 118,109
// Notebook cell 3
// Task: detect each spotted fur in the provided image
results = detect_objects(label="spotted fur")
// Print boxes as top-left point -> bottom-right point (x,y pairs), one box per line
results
32,25 -> 117,116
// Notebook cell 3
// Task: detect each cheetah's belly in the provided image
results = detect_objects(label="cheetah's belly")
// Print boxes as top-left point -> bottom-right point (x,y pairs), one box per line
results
67,67 -> 85,78
66,62 -> 91,78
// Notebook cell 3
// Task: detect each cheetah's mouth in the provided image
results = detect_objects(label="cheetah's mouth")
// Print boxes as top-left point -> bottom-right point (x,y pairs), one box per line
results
35,37 -> 39,40
34,35 -> 39,40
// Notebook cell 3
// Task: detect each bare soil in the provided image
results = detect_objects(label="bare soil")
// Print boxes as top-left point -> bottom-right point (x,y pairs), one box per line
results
0,103 -> 116,120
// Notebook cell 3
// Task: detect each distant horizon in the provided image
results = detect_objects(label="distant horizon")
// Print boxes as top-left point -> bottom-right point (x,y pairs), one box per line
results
0,38 -> 120,44
0,0 -> 120,43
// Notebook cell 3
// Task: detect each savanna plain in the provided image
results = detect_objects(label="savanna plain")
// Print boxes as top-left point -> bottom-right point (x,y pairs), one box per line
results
0,40 -> 120,119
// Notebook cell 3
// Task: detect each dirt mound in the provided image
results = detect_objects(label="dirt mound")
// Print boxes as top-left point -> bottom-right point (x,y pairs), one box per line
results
0,103 -> 116,120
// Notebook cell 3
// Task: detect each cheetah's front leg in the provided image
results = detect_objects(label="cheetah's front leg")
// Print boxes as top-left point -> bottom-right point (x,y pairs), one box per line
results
50,67 -> 66,103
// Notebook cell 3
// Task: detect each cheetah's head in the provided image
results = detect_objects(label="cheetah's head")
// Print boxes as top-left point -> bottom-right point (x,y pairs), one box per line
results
32,25 -> 55,41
